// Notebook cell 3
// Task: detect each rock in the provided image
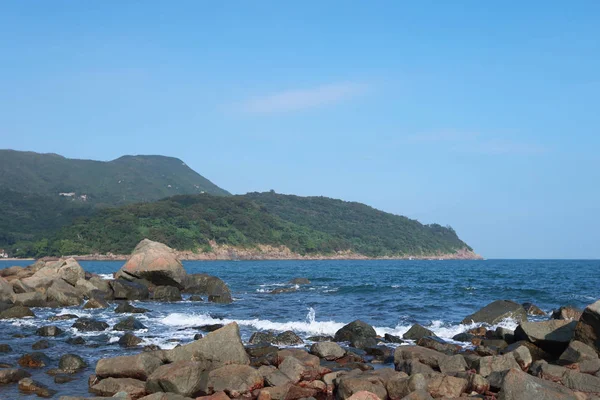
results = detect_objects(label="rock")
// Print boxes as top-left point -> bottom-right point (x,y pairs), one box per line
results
66,336 -> 86,345
18,352 -> 51,368
334,320 -> 378,349
0,343 -> 12,352
394,345 -> 448,370
403,324 -> 436,341
59,354 -> 87,372
115,301 -> 149,313
166,323 -> 250,368
427,374 -> 468,398
347,391 -> 382,400
96,352 -> 163,380
198,364 -> 263,396
54,375 -> 76,384
189,295 -> 203,301
336,374 -> 388,400
14,291 -> 47,307
552,306 -> 583,321
277,356 -> 312,384
559,340 -> 599,365
416,337 -> 461,355
49,313 -> 78,321
474,353 -> 520,377
32,340 -> 50,350
111,279 -> 150,300
0,304 -> 35,319
0,276 -> 16,303
452,332 -> 475,342
114,316 -> 147,331
574,299 -> 600,354
502,340 -> 552,363
72,317 -> 109,332
36,325 -> 63,337
0,368 -> 31,384
438,354 -> 468,374
522,302 -> 546,316
249,332 -> 277,345
507,344 -> 533,370
386,373 -> 427,400
117,239 -> 187,288
310,342 -> 346,361
496,327 -> 516,343
184,274 -> 232,304
288,278 -> 310,285
398,390 -> 433,400
139,394 -> 196,400
499,368 -> 580,399
461,300 -> 528,325
47,278 -> 83,306
12,279 -> 34,294
153,286 -> 182,301
24,258 -> 85,287
90,377 -> 147,398
514,320 -> 577,356
269,287 -> 297,294
276,331 -> 303,345
145,360 -> 205,397
395,359 -> 434,376
18,377 -> 57,397
84,297 -> 109,309
384,334 -> 404,344
119,332 -> 143,347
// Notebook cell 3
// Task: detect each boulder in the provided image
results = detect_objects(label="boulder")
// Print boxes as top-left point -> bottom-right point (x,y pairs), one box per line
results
403,324 -> 436,341
386,373 -> 427,400
574,299 -> 600,354
36,325 -> 63,337
47,278 -> 83,306
139,394 -> 196,400
0,343 -> 11,352
23,258 -> 84,287
507,344 -> 533,370
11,279 -> 34,294
394,346 -> 448,370
66,336 -> 86,345
347,391 -> 382,400
184,274 -> 232,304
14,291 -> 47,307
58,354 -> 87,372
438,354 -> 468,374
310,342 -> 346,360
274,331 -> 303,345
474,353 -> 520,377
18,352 -> 51,368
96,352 -> 164,380
334,320 -> 378,349
111,279 -> 150,300
416,337 -> 461,355
198,364 -> 263,396
115,301 -> 149,313
90,377 -> 147,398
498,368 -> 579,400
166,323 -> 250,368
0,368 -> 31,384
114,316 -> 147,331
552,306 -> 583,321
117,239 -> 187,288
146,361 -> 205,397
18,377 -> 57,397
48,313 -> 78,321
522,302 -> 546,316
0,276 -> 16,303
461,300 -> 528,325
119,332 -> 143,347
84,297 -> 109,309
336,374 -> 388,400
384,334 -> 404,344
72,317 -> 109,332
153,286 -> 182,301
514,320 -> 577,355
427,374 -> 468,398
0,304 -> 35,319
398,391 -> 433,400
559,340 -> 598,365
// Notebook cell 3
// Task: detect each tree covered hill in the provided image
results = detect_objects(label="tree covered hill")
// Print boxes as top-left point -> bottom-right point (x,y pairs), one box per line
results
18,192 -> 474,258
0,150 -> 229,205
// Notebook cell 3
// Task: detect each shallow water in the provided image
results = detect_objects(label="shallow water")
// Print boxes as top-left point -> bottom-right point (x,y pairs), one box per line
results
1,258 -> 599,398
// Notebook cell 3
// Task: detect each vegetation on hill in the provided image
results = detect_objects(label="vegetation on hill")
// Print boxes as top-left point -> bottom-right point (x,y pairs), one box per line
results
10,192 -> 472,258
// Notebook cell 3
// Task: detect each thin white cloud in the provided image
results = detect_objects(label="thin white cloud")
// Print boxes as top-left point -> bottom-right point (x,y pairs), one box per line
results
241,82 -> 369,114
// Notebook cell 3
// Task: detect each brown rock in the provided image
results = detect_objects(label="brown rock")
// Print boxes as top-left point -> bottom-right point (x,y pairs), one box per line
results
18,377 -> 57,398
198,364 -> 263,397
90,377 -> 147,398
146,360 -> 205,397
96,352 -> 163,380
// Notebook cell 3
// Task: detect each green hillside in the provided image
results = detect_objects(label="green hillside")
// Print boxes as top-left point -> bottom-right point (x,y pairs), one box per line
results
0,150 -> 229,205
15,192 -> 473,258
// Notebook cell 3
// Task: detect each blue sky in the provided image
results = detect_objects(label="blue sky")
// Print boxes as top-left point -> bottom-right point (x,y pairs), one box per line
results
1,1 -> 599,259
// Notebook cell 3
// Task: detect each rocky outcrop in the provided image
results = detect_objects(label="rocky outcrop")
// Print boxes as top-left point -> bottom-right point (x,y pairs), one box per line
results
573,299 -> 600,353
498,368 -> 580,400
402,324 -> 436,341
117,239 -> 187,288
334,320 -> 378,349
514,320 -> 577,356
184,274 -> 232,304
146,361 -> 205,397
461,300 -> 527,325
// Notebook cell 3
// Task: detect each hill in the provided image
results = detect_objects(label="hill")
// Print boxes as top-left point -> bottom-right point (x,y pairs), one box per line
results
16,192 -> 476,259
0,150 -> 229,205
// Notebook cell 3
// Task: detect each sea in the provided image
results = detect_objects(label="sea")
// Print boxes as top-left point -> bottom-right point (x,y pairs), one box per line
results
0,258 -> 598,398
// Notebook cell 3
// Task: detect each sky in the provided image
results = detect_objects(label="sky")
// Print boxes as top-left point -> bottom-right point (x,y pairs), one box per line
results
1,1 -> 599,259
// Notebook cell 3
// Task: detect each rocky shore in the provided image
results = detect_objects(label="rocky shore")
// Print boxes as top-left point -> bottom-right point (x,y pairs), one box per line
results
1,239 -> 597,399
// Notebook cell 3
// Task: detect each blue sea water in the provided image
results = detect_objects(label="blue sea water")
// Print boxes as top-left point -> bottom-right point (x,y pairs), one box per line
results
0,258 -> 598,398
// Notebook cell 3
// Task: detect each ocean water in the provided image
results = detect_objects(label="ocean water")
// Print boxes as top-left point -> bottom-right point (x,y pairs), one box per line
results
0,258 -> 599,398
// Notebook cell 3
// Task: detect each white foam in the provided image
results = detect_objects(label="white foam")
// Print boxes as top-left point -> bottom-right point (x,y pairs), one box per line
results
98,274 -> 113,280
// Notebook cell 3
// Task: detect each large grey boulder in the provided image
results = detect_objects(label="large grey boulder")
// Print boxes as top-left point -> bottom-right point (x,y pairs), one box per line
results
96,352 -> 164,380
394,346 -> 449,370
145,361 -> 205,397
14,291 -> 47,307
0,277 -> 15,303
574,299 -> 600,354
166,322 -> 250,368
334,320 -> 378,349
461,300 -> 527,325
474,353 -> 520,377
22,258 -> 85,288
498,368 -> 579,400
403,324 -> 436,341
184,274 -> 232,304
514,320 -> 577,356
198,364 -> 263,396
110,279 -> 150,300
559,340 -> 598,365
0,304 -> 35,319
90,377 -> 147,398
336,373 -> 388,400
116,239 -> 187,288
47,278 -> 83,306
310,341 -> 346,360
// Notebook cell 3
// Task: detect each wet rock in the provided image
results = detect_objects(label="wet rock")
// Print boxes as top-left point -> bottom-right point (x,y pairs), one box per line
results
59,354 -> 87,372
18,352 -> 51,368
0,368 -> 31,384
119,332 -> 143,347
0,343 -> 12,352
461,300 -> 528,325
514,320 -> 577,356
32,340 -> 50,350
384,334 -> 404,344
153,286 -> 182,301
193,333 -> 203,340
558,340 -> 598,365
334,320 -> 378,349
275,331 -> 303,345
54,374 -> 76,384
90,377 -> 147,398
72,317 -> 109,332
189,295 -> 203,301
116,239 -> 187,288
403,324 -> 436,341
48,313 -> 78,321
110,279 -> 150,301
364,346 -> 394,363
288,278 -> 310,285
198,364 -> 263,396
96,352 -> 163,380
114,316 -> 147,331
166,323 -> 250,368
114,301 -> 149,313
552,306 -> 583,321
18,377 -> 57,398
145,360 -> 205,397
246,344 -> 278,360
66,336 -> 86,345
522,302 -> 546,316
184,274 -> 232,304
36,325 -> 64,337
197,324 -> 225,332
83,297 -> 109,309
416,336 -> 461,355
249,332 -> 277,344
0,304 -> 35,319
